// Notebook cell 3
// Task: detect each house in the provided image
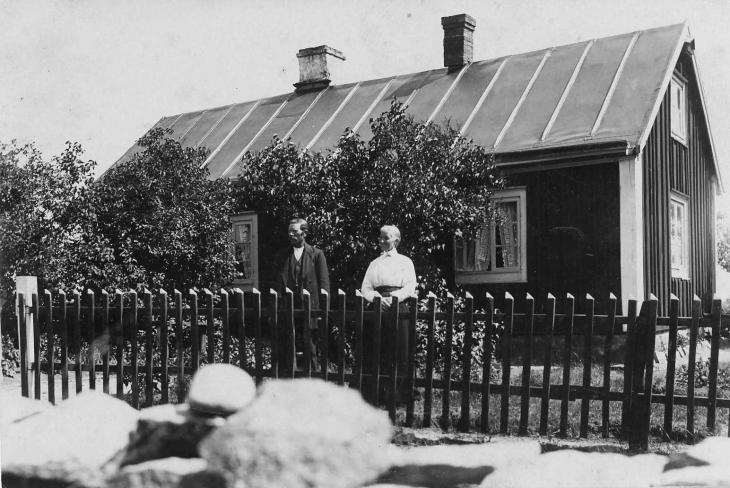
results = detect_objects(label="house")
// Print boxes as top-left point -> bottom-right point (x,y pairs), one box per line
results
113,14 -> 721,314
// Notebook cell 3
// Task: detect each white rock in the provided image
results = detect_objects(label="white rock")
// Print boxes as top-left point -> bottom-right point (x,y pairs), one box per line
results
200,378 -> 393,488
480,450 -> 667,488
187,363 -> 256,416
1,390 -> 139,487
0,394 -> 51,427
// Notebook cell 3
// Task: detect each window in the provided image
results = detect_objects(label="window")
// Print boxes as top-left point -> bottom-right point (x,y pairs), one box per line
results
231,212 -> 259,289
670,75 -> 687,144
670,193 -> 689,279
455,188 -> 527,284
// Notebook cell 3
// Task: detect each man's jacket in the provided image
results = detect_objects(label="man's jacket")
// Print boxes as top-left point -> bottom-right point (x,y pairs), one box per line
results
273,243 -> 330,310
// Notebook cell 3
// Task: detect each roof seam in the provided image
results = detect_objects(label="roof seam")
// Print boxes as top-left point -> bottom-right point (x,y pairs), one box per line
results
426,63 -> 471,125
541,40 -> 595,142
177,111 -> 205,142
459,57 -> 511,136
201,100 -> 260,169
494,50 -> 552,148
283,87 -> 330,140
352,78 -> 395,133
221,98 -> 291,177
589,32 -> 640,136
305,82 -> 361,151
195,105 -> 234,149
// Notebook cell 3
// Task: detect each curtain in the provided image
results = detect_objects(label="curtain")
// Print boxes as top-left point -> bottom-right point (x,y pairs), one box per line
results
496,202 -> 518,268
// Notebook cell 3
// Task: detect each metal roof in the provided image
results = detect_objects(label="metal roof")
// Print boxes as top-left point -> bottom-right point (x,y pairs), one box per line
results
114,22 -> 718,181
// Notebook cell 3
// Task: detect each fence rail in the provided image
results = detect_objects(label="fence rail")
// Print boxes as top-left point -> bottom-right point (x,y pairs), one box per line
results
4,287 -> 730,450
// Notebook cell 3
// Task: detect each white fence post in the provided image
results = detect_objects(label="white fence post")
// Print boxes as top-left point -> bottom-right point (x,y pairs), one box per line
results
15,276 -> 38,394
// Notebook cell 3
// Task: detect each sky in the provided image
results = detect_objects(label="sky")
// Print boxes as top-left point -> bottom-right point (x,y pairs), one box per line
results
2,0 -> 730,210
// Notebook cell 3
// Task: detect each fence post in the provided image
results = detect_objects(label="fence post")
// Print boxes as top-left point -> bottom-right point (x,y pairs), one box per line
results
629,295 -> 657,451
707,298 -> 721,431
621,299 -> 637,438
580,293 -> 595,438
559,293 -> 575,438
664,294 -> 679,438
519,293 -> 534,436
269,289 -> 279,378
602,293 -> 617,438
481,292 -> 495,434
16,276 -> 37,396
460,292 -> 474,433
539,293 -> 556,436
500,292 -> 514,435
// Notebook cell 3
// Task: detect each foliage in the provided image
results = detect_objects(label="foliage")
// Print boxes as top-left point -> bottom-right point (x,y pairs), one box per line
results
235,102 -> 503,292
2,333 -> 20,377
718,212 -> 730,274
0,140 -> 96,298
84,128 -> 237,291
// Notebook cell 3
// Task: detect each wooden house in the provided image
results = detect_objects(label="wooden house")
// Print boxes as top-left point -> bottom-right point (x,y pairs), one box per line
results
113,15 -> 721,314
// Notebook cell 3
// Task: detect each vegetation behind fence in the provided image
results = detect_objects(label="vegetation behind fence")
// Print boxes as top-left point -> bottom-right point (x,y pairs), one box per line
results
3,287 -> 730,451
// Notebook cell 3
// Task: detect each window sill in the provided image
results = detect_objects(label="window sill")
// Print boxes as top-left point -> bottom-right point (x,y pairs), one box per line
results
455,270 -> 527,284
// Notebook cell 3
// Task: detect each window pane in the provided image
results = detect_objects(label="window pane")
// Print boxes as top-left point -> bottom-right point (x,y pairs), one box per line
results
233,223 -> 252,279
494,201 -> 519,268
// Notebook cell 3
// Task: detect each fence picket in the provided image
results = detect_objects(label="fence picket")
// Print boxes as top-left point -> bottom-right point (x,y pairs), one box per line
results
540,293 -> 556,436
189,289 -> 200,373
406,296 -> 418,427
102,290 -> 110,395
320,289 -> 330,381
337,290 -> 347,386
235,289 -> 246,371
371,294 -> 383,405
253,289 -> 263,384
519,293 -> 534,436
114,289 -> 123,399
303,289 -> 312,378
559,293 -> 574,438
621,299 -> 637,437
221,289 -> 231,364
708,299 -> 721,430
441,293 -> 455,431
602,293 -> 617,438
424,292 -> 436,428
354,290 -> 364,392
129,290 -> 139,409
204,289 -> 215,365
500,292 -> 514,435
32,293 -> 41,399
175,289 -> 185,402
481,293 -> 494,434
86,290 -> 96,391
144,289 -> 154,407
687,295 -> 701,441
285,287 -> 295,379
580,294 -> 595,438
45,289 -> 56,403
159,289 -> 169,404
73,290 -> 82,394
640,295 -> 658,451
388,296 -> 400,422
460,292 -> 474,433
664,294 -> 679,437
17,294 -> 28,398
269,289 -> 279,378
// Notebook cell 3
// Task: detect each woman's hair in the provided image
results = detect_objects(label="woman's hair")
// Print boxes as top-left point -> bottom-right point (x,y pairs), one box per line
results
380,225 -> 401,244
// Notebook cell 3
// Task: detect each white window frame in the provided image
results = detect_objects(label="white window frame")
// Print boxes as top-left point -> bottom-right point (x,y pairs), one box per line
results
455,187 -> 527,284
669,192 -> 689,280
670,75 -> 687,145
230,211 -> 259,290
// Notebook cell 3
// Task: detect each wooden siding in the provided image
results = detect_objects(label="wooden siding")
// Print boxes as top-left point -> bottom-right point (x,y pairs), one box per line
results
461,163 -> 622,312
643,50 -> 716,315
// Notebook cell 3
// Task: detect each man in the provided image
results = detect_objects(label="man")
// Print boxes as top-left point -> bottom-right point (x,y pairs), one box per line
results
361,224 -> 417,403
273,217 -> 330,373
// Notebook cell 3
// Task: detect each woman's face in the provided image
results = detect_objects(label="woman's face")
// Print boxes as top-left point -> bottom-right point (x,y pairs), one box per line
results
378,229 -> 398,252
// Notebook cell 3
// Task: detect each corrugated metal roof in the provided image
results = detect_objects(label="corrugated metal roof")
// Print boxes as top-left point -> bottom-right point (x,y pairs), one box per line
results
114,23 -> 701,180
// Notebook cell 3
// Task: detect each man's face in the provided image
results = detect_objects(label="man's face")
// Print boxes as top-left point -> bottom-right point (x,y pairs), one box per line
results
378,229 -> 398,252
288,223 -> 306,247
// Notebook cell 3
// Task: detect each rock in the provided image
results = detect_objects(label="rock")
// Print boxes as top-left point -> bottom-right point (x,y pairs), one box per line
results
0,394 -> 51,427
660,437 -> 730,486
120,403 -> 226,466
187,363 -> 256,416
200,378 -> 393,488
375,440 -> 540,487
105,458 -> 225,488
480,450 -> 667,488
1,390 -> 139,488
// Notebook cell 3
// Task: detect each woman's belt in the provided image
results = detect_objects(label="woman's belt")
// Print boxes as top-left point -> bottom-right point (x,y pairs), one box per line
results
374,285 -> 402,297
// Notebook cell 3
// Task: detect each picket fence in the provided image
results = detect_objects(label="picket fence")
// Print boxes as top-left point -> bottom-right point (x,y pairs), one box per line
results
4,287 -> 730,451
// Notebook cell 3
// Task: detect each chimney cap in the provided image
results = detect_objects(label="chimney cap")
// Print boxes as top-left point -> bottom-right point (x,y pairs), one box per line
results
296,45 -> 346,61
441,13 -> 476,30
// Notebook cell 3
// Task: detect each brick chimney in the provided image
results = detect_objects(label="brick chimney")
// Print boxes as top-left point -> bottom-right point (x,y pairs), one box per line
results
294,45 -> 345,93
441,14 -> 476,70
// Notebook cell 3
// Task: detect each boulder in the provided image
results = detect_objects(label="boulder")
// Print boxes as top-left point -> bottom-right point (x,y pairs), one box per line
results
200,378 -> 393,488
479,450 -> 667,488
105,457 -> 225,488
187,363 -> 256,416
374,440 -> 540,487
120,403 -> 226,466
1,390 -> 139,488
0,394 -> 51,427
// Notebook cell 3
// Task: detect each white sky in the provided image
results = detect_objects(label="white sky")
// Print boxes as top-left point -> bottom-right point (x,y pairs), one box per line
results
2,0 -> 730,211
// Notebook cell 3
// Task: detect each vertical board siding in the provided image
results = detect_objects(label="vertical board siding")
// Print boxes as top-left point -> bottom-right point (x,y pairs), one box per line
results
644,53 -> 716,315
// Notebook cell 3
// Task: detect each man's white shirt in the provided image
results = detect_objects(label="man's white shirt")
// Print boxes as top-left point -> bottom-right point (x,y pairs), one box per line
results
293,246 -> 304,261
360,249 -> 417,303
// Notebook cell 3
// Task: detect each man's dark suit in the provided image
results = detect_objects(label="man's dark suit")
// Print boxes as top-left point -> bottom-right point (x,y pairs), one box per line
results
273,243 -> 330,373
273,243 -> 330,307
